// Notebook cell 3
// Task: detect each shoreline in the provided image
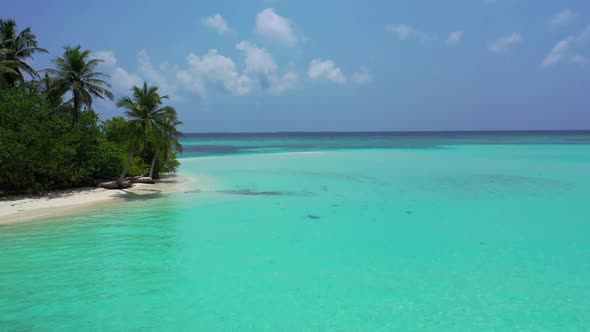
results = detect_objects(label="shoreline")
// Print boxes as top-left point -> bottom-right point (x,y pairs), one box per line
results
0,174 -> 190,226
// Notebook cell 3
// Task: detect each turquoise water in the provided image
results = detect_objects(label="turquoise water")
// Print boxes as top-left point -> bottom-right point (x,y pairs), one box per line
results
2,133 -> 590,331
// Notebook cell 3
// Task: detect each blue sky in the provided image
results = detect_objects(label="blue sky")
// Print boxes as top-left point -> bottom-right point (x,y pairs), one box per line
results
6,0 -> 590,132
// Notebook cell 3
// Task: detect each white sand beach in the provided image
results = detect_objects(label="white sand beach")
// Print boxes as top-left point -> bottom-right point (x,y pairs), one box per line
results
0,175 -> 188,225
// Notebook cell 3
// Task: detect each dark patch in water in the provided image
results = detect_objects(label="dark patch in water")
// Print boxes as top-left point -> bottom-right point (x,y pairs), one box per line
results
183,190 -> 201,194
405,210 -> 413,214
479,242 -> 488,245
217,189 -> 313,196
307,215 -> 320,219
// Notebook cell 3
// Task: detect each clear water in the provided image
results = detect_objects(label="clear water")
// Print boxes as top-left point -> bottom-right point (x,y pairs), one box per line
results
2,132 -> 590,331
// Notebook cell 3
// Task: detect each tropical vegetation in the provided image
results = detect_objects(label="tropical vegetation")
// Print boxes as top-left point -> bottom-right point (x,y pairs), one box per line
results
0,19 -> 183,196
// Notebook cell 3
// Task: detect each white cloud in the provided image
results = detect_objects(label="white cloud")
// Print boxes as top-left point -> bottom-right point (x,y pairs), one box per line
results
94,50 -> 117,67
351,67 -> 373,85
178,49 -> 254,96
385,24 -> 414,40
550,9 -> 575,26
308,59 -> 346,84
385,24 -> 437,42
236,41 -> 277,74
174,44 -> 298,98
256,8 -> 297,47
235,41 -> 297,94
137,50 -> 177,99
540,25 -> 590,68
577,24 -> 590,44
176,70 -> 206,97
111,67 -> 142,94
447,31 -> 463,45
488,33 -> 522,53
570,55 -> 586,66
269,71 -> 298,94
202,14 -> 232,34
542,37 -> 574,67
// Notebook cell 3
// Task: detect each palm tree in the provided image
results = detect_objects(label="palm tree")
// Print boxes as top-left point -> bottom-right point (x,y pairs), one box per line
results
0,19 -> 47,87
45,45 -> 113,122
148,109 -> 183,179
116,82 -> 174,184
37,73 -> 63,107
0,58 -> 19,88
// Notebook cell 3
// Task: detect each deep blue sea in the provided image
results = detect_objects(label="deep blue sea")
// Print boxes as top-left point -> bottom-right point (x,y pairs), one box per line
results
181,131 -> 590,157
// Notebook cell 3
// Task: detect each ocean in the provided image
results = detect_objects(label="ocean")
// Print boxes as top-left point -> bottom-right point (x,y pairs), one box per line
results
1,131 -> 590,331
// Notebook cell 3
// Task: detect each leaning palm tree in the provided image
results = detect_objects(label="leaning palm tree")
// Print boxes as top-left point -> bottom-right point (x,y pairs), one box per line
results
148,109 -> 183,179
45,45 -> 113,122
0,19 -> 47,87
116,82 -> 173,184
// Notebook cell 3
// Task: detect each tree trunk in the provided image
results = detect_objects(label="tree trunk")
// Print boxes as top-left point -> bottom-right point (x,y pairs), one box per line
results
117,149 -> 135,185
148,147 -> 160,179
72,92 -> 80,124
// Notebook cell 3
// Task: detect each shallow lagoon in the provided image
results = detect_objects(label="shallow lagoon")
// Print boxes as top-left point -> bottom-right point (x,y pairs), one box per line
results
2,133 -> 590,331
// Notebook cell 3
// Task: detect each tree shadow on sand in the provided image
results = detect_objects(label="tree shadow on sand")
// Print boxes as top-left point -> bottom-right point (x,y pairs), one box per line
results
110,188 -> 167,202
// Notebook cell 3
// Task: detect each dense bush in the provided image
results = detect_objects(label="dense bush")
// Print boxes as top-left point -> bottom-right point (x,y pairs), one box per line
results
0,85 -> 127,195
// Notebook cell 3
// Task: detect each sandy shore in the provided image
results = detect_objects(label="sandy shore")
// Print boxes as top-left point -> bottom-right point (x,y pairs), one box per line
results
0,175 -> 190,226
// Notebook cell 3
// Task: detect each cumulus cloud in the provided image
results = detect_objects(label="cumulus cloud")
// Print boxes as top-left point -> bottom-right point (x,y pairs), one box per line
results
570,55 -> 586,66
577,24 -> 590,43
269,71 -> 298,94
174,44 -> 299,97
236,41 -> 297,94
385,24 -> 414,40
541,24 -> 590,68
137,50 -> 177,99
447,31 -> 463,45
385,24 -> 438,42
111,67 -> 142,94
542,37 -> 574,67
540,25 -> 590,68
202,14 -> 232,34
236,41 -> 278,75
94,50 -> 117,67
178,49 -> 254,96
256,8 -> 297,47
351,67 -> 373,85
488,33 -> 522,53
550,9 -> 575,27
308,59 -> 346,84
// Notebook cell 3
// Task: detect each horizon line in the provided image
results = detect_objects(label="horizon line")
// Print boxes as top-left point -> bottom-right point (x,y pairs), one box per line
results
183,129 -> 590,135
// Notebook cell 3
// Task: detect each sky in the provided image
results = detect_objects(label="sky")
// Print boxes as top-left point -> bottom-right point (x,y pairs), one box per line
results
5,0 -> 590,132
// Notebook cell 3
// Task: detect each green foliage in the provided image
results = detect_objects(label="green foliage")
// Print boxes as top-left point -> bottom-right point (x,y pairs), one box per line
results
101,116 -> 127,143
0,84 -> 183,195
0,19 -> 183,194
0,84 -> 125,194
0,18 -> 48,88
127,156 -> 149,177
101,115 -> 154,177
115,82 -> 183,180
160,152 -> 181,174
44,45 -> 114,122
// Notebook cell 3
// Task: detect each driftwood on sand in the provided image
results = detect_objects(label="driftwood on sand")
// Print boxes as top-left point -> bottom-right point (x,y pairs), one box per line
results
99,180 -> 132,189
129,176 -> 155,184
99,176 -> 156,190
